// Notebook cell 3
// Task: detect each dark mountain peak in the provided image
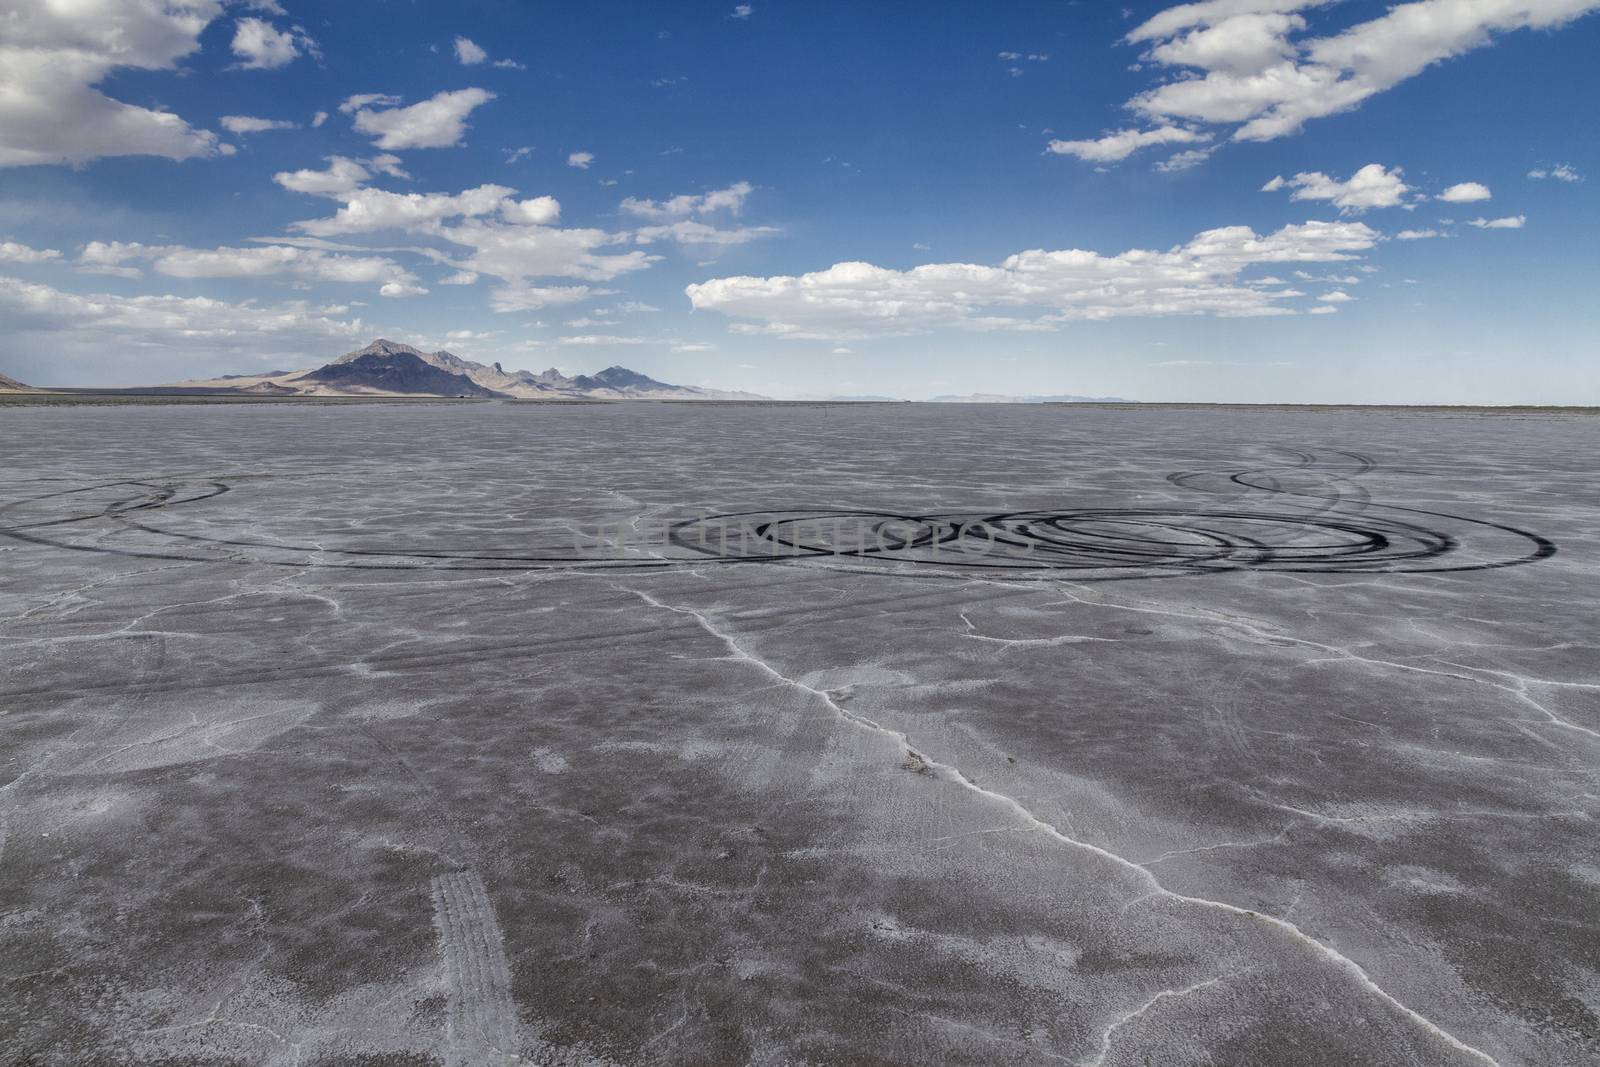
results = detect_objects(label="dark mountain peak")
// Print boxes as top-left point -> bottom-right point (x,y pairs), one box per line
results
299,349 -> 501,397
338,338 -> 427,364
590,365 -> 668,390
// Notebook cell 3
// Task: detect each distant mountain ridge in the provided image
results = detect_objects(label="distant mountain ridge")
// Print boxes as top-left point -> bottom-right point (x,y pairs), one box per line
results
0,372 -> 34,392
175,339 -> 768,400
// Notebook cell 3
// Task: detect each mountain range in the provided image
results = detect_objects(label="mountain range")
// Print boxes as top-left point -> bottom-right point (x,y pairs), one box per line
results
174,339 -> 769,400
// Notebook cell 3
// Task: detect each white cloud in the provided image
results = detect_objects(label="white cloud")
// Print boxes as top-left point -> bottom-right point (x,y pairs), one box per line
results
567,151 -> 595,169
619,183 -> 775,244
439,270 -> 479,285
311,110 -> 328,127
231,17 -> 312,70
633,220 -> 779,246
339,93 -> 401,114
273,156 -> 375,197
687,219 -> 1379,340
1263,163 -> 1409,211
1528,163 -> 1582,182
0,0 -> 223,167
454,36 -> 487,65
504,145 -> 535,163
501,196 -> 562,225
1396,228 -> 1444,240
1469,215 -> 1526,229
379,280 -> 428,298
1155,146 -> 1218,172
0,241 -> 62,264
1084,0 -> 1600,153
0,274 -> 366,358
673,342 -> 717,352
620,182 -> 753,220
286,182 -> 654,311
77,240 -> 151,278
292,184 -> 514,235
1437,181 -> 1491,202
68,241 -> 423,295
732,5 -> 753,18
1317,289 -> 1353,302
349,88 -> 496,150
489,284 -> 600,312
560,334 -> 645,345
1047,126 -> 1210,163
1307,304 -> 1339,314
154,245 -> 419,290
367,153 -> 411,180
220,115 -> 298,134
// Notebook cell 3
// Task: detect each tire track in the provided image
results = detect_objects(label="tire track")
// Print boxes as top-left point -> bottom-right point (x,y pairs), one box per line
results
431,869 -> 519,1066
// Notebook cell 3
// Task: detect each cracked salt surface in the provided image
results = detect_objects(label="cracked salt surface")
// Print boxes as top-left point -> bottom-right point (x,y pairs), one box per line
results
1,401 -> 1597,1064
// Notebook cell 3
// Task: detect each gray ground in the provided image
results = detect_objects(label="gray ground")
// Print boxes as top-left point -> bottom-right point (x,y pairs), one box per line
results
1,402 -> 1596,1066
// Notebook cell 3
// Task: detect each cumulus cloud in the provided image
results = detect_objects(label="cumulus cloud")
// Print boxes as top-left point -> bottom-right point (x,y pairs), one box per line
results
349,88 -> 496,150
220,115 -> 298,134
273,156 -> 376,197
1469,215 -> 1526,228
155,245 -> 421,291
454,36 -> 487,65
286,182 -> 653,312
77,240 -> 152,278
490,285 -> 602,312
0,0 -> 223,167
0,274 -> 366,361
686,219 -> 1379,340
501,196 -> 562,225
68,240 -> 423,295
1047,126 -> 1210,163
567,151 -> 595,169
231,17 -> 314,70
1053,0 -> 1600,163
0,241 -> 62,264
292,184 -> 515,235
618,182 -> 775,245
1528,163 -> 1582,182
1263,163 -> 1409,211
1437,181 -> 1492,202
620,182 -> 754,220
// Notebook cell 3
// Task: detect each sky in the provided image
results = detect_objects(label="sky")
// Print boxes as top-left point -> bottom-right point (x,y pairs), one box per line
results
1,0 -> 1597,403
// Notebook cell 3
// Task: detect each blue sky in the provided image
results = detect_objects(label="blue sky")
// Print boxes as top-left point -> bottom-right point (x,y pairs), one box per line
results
1,0 -> 1597,402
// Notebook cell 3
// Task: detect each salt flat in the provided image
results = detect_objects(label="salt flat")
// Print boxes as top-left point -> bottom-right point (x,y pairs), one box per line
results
1,401 -> 1596,1066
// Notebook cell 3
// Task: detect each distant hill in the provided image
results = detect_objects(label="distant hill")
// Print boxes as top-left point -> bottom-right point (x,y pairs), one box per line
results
0,372 -> 34,392
296,349 -> 500,397
929,392 -> 1134,404
172,339 -> 769,400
